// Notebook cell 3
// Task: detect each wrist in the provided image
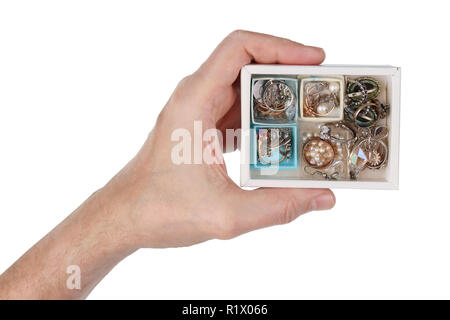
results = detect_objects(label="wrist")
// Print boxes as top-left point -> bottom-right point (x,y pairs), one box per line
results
84,188 -> 139,256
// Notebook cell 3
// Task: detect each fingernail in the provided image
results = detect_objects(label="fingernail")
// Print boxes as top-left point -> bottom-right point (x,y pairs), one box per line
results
311,193 -> 335,211
319,47 -> 326,59
314,47 -> 326,60
306,45 -> 324,51
309,45 -> 323,51
303,46 -> 326,62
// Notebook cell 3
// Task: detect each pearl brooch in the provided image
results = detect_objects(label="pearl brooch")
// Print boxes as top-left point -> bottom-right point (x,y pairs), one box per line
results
303,138 -> 335,169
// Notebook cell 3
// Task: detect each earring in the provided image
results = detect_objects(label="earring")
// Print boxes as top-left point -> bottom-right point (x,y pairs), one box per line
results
349,126 -> 389,179
257,127 -> 293,165
304,161 -> 345,180
304,81 -> 339,117
300,77 -> 344,122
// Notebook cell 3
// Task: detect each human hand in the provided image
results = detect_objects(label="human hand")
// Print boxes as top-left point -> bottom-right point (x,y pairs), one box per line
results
0,30 -> 336,299
100,30 -> 335,249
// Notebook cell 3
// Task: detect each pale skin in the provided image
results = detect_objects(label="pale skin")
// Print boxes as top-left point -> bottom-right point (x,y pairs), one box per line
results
0,30 -> 335,299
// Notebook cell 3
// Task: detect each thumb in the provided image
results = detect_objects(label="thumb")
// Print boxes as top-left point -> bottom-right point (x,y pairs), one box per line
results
224,188 -> 335,238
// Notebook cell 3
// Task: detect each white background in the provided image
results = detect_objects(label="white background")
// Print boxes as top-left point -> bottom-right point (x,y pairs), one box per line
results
0,0 -> 448,299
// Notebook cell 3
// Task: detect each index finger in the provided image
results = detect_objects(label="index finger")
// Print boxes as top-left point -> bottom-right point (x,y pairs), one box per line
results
197,30 -> 325,87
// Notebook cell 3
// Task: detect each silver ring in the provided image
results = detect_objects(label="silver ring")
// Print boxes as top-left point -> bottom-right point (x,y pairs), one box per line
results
262,80 -> 294,111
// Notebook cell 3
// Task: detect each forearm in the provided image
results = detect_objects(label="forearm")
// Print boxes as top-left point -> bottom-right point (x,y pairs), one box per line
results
0,31 -> 333,300
0,190 -> 136,299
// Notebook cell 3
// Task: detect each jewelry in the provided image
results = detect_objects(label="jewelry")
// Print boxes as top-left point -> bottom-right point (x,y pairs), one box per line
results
346,80 -> 367,106
349,126 -> 389,179
320,122 -> 357,163
319,122 -> 357,144
303,138 -> 335,169
345,77 -> 383,127
255,102 -> 287,116
302,125 -> 352,180
353,102 -> 379,127
257,127 -> 292,165
361,126 -> 389,169
304,81 -> 340,117
304,161 -> 344,180
262,80 -> 294,110
253,79 -> 296,122
345,100 -> 390,128
368,150 -> 382,167
302,121 -> 362,180
346,77 -> 380,103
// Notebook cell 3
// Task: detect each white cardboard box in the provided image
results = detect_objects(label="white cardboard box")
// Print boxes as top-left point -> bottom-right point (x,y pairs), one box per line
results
240,64 -> 401,190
